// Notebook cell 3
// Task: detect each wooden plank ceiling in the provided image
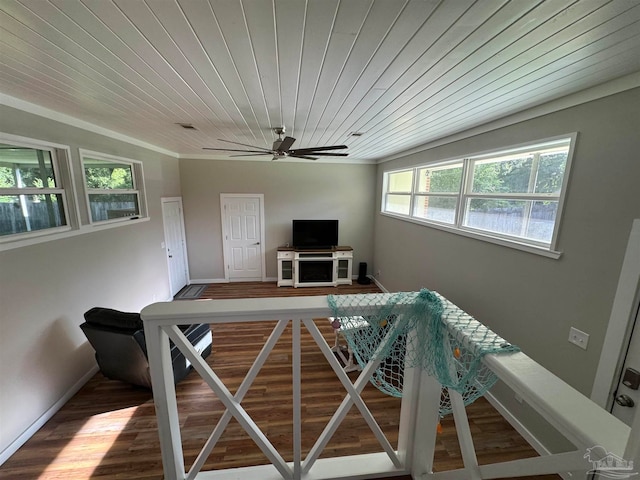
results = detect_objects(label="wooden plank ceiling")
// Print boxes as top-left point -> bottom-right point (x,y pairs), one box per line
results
1,0 -> 639,162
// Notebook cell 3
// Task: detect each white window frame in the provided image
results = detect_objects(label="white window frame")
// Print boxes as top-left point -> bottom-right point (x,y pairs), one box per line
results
0,133 -> 79,250
80,149 -> 148,226
381,134 -> 577,258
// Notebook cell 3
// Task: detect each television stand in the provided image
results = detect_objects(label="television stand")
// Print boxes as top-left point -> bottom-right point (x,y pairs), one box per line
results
277,246 -> 353,287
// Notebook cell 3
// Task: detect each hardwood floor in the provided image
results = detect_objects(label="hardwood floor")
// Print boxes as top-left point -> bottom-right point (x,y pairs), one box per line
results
0,282 -> 559,480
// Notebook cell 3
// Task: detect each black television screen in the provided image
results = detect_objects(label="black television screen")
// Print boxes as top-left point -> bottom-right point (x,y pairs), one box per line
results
292,220 -> 338,249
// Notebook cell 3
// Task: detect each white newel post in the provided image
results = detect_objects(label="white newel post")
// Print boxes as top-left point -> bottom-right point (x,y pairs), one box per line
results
144,322 -> 185,480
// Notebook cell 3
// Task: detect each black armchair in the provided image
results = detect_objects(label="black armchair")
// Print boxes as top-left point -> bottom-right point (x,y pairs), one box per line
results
80,307 -> 212,388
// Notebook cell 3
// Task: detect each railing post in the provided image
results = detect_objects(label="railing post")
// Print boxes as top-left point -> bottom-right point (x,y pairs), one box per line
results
144,322 -> 185,480
292,318 -> 302,480
397,328 -> 420,470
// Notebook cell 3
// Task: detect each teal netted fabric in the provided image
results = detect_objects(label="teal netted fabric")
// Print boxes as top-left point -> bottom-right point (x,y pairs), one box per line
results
327,289 -> 519,416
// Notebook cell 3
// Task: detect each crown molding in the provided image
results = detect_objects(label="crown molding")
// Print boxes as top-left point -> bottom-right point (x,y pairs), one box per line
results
0,93 -> 179,158
380,71 -> 640,164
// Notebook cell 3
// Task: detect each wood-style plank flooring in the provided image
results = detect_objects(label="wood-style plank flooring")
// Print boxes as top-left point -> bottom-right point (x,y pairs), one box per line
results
0,282 -> 559,479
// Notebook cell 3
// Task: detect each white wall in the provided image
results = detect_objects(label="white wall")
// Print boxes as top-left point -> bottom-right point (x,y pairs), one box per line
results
0,106 -> 181,460
372,87 -> 640,449
179,159 -> 377,281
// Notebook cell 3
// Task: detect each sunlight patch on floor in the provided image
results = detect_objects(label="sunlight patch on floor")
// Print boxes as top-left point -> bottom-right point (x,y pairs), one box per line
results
39,406 -> 139,479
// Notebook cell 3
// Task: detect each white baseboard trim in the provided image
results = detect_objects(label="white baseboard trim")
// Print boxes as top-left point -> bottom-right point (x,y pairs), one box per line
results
371,276 -> 388,293
189,278 -> 228,284
0,365 -> 99,466
189,278 -> 277,284
484,391 -> 574,480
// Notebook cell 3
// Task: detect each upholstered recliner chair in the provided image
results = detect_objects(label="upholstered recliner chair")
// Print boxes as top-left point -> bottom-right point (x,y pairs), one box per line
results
80,307 -> 212,388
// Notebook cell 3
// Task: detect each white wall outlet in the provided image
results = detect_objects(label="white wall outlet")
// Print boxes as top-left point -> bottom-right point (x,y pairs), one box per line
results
568,327 -> 589,350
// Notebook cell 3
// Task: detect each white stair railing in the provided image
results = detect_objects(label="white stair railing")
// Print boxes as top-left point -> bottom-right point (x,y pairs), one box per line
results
141,294 -> 636,480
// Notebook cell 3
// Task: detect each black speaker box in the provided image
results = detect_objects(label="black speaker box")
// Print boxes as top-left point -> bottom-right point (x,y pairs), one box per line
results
357,262 -> 371,285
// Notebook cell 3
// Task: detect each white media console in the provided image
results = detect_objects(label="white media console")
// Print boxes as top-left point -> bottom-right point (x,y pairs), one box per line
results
277,246 -> 353,287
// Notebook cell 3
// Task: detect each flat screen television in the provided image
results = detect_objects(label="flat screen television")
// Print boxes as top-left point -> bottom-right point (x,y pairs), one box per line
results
292,220 -> 338,250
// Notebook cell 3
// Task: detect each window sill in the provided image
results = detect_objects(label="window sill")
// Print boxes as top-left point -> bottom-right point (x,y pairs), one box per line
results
380,212 -> 562,259
0,216 -> 149,252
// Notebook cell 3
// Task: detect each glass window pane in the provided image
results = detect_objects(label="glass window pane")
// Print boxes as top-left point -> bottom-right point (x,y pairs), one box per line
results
472,155 -> 533,194
413,195 -> 456,224
385,194 -> 410,215
0,144 -> 56,188
535,151 -> 568,194
464,198 -> 557,244
0,194 -> 66,236
84,158 -> 134,190
88,193 -> 139,222
417,165 -> 462,193
526,201 -> 558,242
387,170 -> 413,193
464,198 -> 526,237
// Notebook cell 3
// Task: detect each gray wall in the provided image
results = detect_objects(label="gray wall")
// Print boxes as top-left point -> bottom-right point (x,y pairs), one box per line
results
373,88 -> 640,446
179,159 -> 377,281
0,106 -> 180,458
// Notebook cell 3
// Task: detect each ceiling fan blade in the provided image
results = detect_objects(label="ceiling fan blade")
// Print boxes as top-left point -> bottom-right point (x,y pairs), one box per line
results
217,138 -> 272,152
292,152 -> 348,157
278,136 -> 296,152
229,153 -> 270,157
203,147 -> 270,153
289,145 -> 348,154
288,154 -> 318,160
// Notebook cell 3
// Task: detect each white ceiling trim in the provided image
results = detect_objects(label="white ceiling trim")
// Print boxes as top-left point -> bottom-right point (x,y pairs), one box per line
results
1,72 -> 638,166
0,92 -> 179,158
380,71 -> 640,164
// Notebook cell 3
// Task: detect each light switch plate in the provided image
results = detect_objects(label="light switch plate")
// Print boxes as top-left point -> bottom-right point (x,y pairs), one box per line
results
568,327 -> 589,350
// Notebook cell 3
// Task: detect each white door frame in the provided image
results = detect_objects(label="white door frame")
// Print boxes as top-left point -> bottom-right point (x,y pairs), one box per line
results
161,197 -> 190,296
220,193 -> 266,283
591,219 -> 640,409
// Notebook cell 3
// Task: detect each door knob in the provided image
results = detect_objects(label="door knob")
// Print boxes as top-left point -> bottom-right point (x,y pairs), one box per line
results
615,394 -> 635,407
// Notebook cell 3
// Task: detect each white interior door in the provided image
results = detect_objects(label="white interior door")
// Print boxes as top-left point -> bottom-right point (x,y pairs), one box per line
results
162,198 -> 189,296
611,301 -> 640,426
221,194 -> 265,281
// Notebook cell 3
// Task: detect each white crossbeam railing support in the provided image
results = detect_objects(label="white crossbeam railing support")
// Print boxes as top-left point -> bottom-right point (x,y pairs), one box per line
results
411,371 -> 442,478
301,318 -> 403,473
144,323 -> 185,480
182,319 -> 290,479
449,388 -> 481,480
164,323 -> 293,480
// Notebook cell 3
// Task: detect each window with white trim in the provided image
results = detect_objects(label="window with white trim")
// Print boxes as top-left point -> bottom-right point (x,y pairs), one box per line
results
81,151 -> 147,223
0,141 -> 71,239
382,136 -> 575,253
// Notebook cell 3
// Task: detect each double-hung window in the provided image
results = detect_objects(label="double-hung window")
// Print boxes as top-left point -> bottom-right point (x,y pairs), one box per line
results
382,135 -> 575,255
0,141 -> 70,239
81,151 -> 146,223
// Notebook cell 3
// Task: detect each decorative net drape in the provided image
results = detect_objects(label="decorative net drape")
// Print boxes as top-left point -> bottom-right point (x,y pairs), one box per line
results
328,289 -> 520,416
